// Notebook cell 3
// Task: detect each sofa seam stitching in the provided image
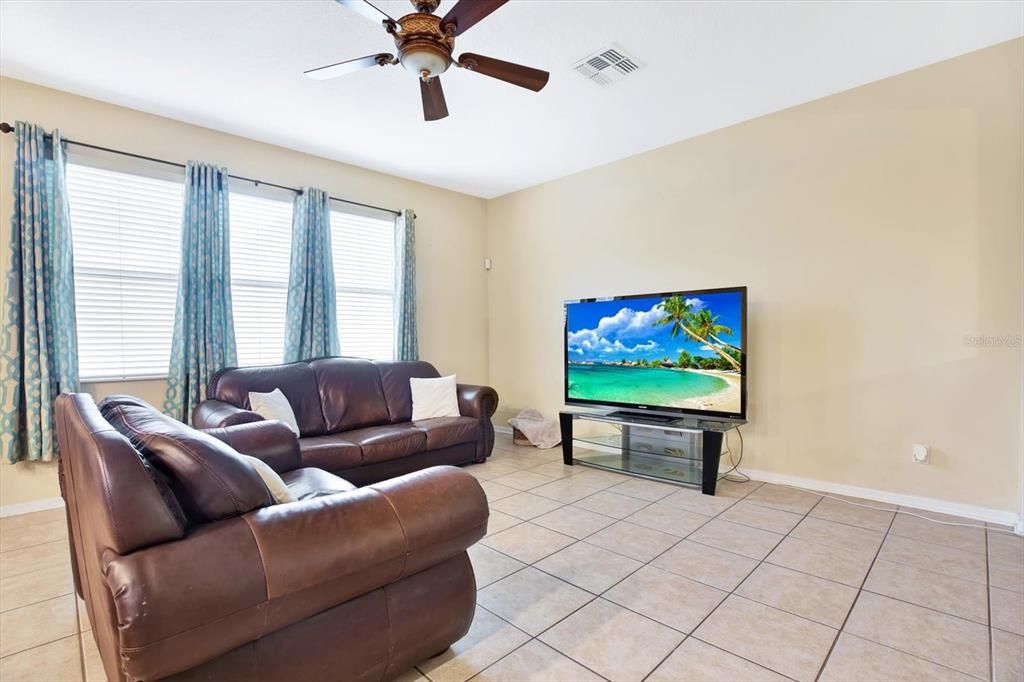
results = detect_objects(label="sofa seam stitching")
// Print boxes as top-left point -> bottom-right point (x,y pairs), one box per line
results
114,522 -> 487,655
371,488 -> 411,579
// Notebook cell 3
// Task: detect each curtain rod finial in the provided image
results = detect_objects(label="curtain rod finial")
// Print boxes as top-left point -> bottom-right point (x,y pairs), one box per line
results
0,122 -> 14,134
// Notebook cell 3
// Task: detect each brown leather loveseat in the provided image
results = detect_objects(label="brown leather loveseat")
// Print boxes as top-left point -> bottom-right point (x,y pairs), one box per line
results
193,358 -> 498,485
56,392 -> 488,681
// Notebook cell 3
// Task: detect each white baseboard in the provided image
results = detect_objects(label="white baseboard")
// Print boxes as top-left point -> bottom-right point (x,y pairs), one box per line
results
519,425 -> 1022,532
0,496 -> 64,519
494,424 -> 513,435
743,468 -> 1022,533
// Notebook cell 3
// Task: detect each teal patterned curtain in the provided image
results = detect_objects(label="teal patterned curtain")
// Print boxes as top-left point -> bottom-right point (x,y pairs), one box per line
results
395,209 -> 418,361
0,122 -> 79,463
163,162 -> 236,422
283,188 -> 339,362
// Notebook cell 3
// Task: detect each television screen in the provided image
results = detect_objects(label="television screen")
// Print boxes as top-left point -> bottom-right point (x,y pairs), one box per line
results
565,287 -> 746,419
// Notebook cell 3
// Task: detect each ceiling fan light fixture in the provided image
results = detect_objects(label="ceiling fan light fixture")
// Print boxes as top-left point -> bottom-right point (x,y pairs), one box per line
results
312,0 -> 547,120
399,43 -> 451,79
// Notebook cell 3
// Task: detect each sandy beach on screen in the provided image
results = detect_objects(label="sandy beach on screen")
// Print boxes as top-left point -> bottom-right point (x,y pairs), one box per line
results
679,369 -> 742,413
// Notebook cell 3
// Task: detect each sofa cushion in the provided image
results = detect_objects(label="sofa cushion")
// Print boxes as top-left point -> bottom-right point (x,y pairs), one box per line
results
100,396 -> 274,524
280,468 -> 357,501
343,424 -> 427,464
376,360 -> 442,423
310,358 -> 391,433
412,417 -> 479,451
208,362 -> 327,437
297,435 -> 362,471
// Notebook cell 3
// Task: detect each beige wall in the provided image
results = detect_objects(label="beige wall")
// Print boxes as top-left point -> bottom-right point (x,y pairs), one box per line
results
486,39 -> 1023,512
3,40 -> 1021,514
0,77 -> 489,507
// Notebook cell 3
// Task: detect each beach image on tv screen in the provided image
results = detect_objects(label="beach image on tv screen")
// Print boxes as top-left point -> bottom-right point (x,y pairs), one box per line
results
566,291 -> 743,414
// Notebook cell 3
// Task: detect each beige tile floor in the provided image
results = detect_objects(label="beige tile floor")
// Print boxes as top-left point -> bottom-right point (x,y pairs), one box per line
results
2,434 -> 1022,681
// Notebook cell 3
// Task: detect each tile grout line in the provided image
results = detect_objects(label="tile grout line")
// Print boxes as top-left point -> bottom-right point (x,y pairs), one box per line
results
439,449 -> 1008,681
809,492 -> 894,681
0,587 -> 77,616
77,626 -> 87,682
481,465 -> 853,680
471,476 -> 699,680
985,527 -> 993,682
641,485 -> 823,681
468,608 -> 612,682
475,445 -> 1009,681
809,491 -> 986,682
559,480 -> 776,678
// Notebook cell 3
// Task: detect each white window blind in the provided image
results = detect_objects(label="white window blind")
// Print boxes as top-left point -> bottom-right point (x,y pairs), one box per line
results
67,163 -> 183,381
229,192 -> 293,367
330,207 -> 396,361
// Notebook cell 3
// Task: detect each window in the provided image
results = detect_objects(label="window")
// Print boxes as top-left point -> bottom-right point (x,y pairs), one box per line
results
330,206 -> 396,361
229,192 -> 292,366
67,162 -> 183,381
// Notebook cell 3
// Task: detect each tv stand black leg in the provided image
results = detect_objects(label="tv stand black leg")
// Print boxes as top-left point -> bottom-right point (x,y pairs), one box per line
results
559,412 -> 573,465
701,430 -> 723,495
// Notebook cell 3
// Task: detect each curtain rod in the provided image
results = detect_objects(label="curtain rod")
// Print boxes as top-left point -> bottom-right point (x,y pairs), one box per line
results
0,121 -> 405,218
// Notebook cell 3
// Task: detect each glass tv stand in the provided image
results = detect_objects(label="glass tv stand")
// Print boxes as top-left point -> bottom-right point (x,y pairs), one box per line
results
559,409 -> 746,495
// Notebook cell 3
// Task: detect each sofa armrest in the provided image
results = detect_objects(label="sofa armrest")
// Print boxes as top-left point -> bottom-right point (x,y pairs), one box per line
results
250,466 -> 487,597
202,420 -> 302,473
103,466 -> 487,680
192,399 -> 264,429
458,384 -> 499,462
457,384 -> 499,419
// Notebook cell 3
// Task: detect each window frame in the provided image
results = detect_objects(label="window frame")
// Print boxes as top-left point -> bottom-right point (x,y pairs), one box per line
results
329,202 -> 398,362
228,183 -> 295,368
66,149 -> 186,383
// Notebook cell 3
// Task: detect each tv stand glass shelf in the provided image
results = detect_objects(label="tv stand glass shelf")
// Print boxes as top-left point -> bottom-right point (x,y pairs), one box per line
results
559,409 -> 746,495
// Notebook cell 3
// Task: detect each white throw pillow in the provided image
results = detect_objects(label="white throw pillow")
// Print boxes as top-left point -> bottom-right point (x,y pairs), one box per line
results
248,388 -> 300,436
242,454 -> 297,504
410,375 -> 461,421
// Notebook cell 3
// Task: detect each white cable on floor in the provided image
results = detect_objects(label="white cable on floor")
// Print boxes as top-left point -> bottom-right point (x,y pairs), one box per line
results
771,482 -> 1020,535
718,429 -> 1019,536
618,421 -> 1017,537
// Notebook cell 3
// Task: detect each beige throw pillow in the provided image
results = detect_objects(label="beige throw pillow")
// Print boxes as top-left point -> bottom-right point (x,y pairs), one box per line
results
242,454 -> 296,504
410,375 -> 461,421
248,388 -> 300,436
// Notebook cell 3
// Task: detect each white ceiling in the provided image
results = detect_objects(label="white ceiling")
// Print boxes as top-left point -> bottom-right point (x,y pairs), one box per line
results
1,1 -> 1021,198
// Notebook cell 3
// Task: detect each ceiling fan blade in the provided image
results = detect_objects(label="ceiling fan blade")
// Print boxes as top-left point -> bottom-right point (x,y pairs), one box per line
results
334,0 -> 399,29
304,53 -> 395,80
457,53 -> 549,92
420,77 -> 449,121
440,0 -> 508,36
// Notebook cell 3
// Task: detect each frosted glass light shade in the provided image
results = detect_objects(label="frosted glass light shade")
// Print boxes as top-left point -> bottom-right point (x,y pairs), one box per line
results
401,48 -> 449,77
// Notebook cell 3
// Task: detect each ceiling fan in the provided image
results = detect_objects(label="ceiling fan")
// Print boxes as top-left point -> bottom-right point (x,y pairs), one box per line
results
305,0 -> 549,121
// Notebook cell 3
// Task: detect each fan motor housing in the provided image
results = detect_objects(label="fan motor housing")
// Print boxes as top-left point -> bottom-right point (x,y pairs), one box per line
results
395,13 -> 454,78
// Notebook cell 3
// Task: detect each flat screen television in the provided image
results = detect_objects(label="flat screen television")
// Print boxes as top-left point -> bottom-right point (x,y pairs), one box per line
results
564,286 -> 746,420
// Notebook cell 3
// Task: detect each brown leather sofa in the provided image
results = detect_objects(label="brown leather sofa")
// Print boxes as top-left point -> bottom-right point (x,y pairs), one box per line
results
56,392 -> 488,682
192,358 -> 499,485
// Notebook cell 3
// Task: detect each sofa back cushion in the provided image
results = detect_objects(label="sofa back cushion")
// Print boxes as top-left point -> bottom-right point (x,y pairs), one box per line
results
208,362 -> 327,436
100,395 -> 274,524
56,394 -> 188,555
310,357 -> 391,432
376,361 -> 442,423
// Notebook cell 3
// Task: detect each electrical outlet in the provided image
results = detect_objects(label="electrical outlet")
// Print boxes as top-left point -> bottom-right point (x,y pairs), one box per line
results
912,444 -> 929,464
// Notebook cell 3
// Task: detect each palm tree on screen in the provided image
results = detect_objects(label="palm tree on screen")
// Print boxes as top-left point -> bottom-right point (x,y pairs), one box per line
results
689,309 -> 741,353
655,296 -> 741,371
654,296 -> 698,340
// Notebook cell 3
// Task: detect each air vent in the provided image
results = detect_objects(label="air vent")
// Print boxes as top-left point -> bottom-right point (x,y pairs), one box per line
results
572,45 -> 643,87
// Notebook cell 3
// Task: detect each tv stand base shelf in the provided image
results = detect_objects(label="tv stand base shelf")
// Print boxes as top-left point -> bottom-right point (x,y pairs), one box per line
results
559,409 -> 746,495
